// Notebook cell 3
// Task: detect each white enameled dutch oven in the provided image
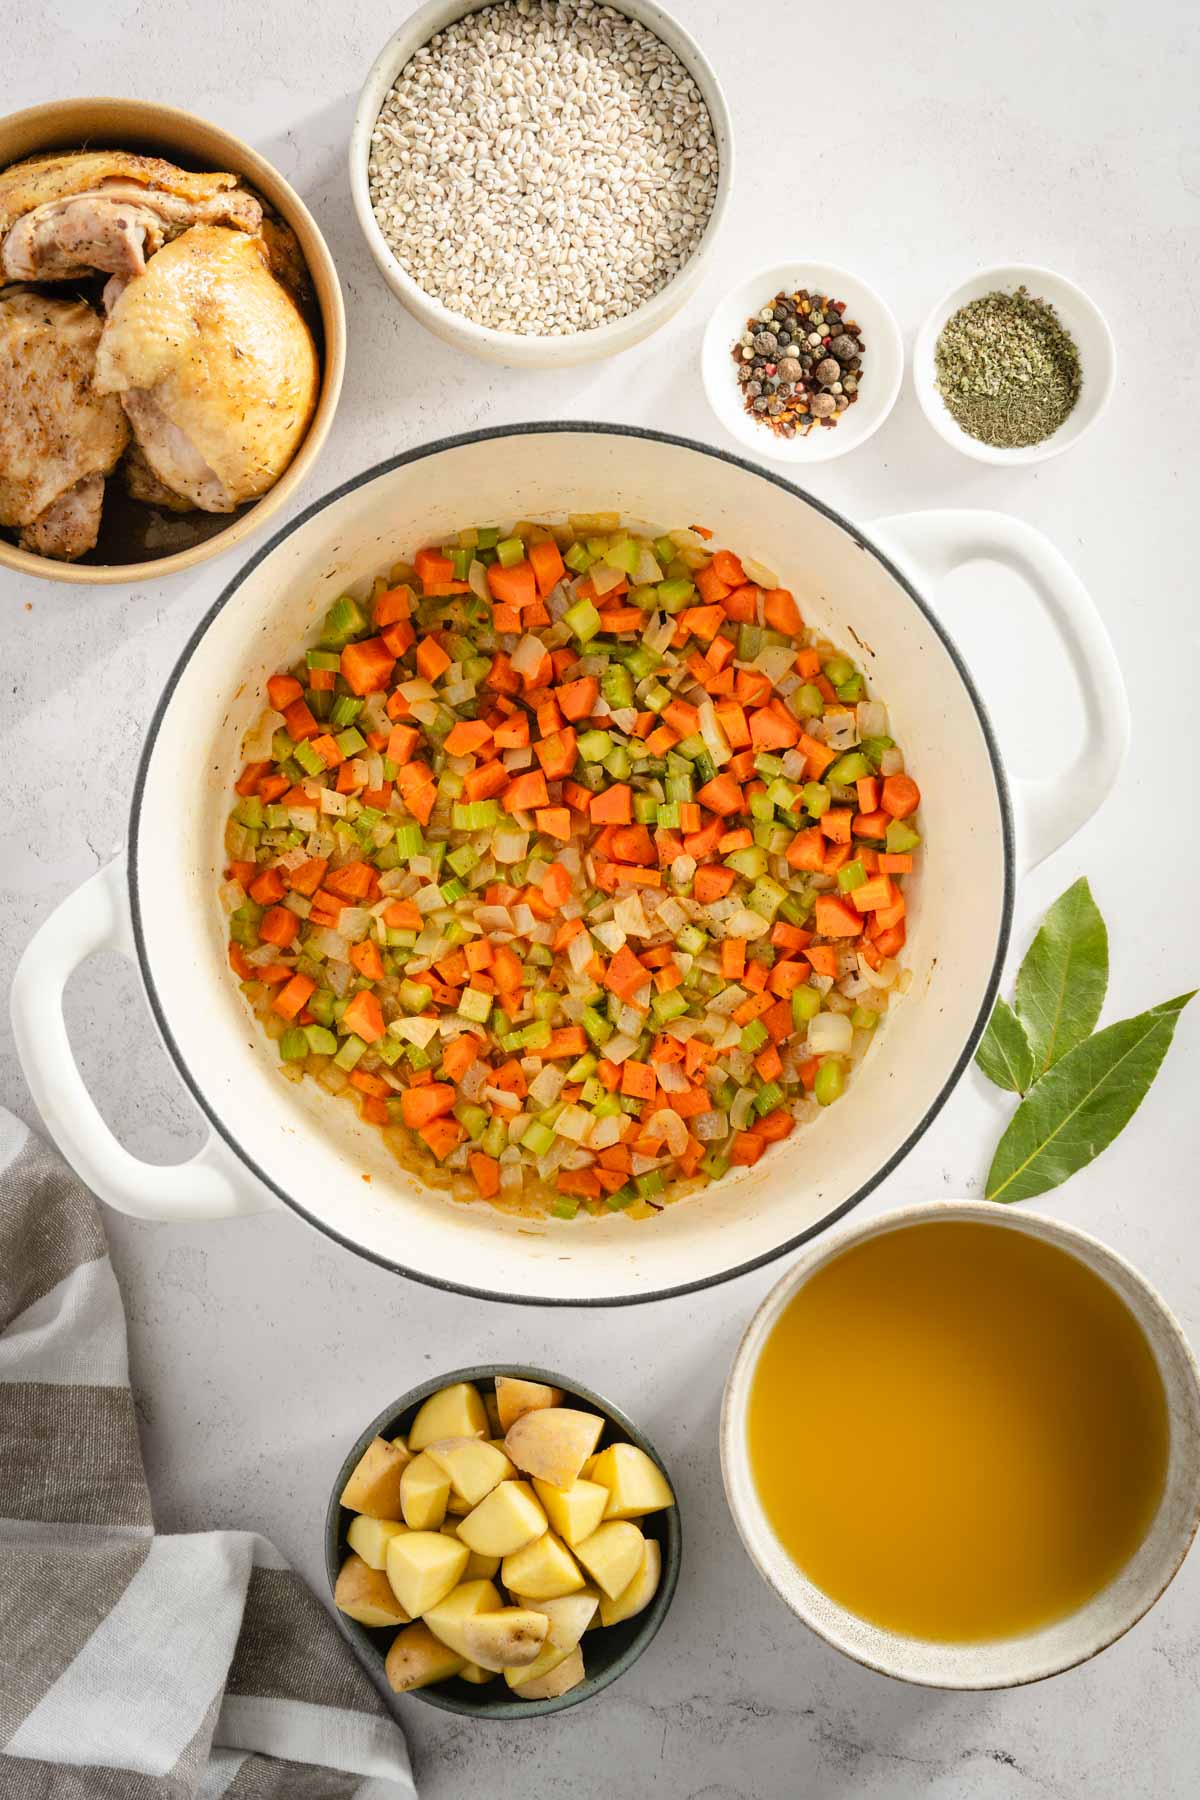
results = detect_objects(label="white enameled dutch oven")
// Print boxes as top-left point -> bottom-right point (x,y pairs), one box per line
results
10,426 -> 1129,1306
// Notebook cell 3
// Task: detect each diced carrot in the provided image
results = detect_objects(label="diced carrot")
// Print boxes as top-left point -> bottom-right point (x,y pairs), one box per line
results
342,990 -> 385,1043
271,973 -> 315,1020
556,676 -> 600,720
610,824 -> 656,865
503,769 -> 550,813
400,1082 -> 456,1129
493,712 -> 531,750
620,1059 -> 656,1099
441,1035 -> 481,1084
259,906 -> 299,948
416,635 -> 452,682
663,698 -> 700,738
797,731 -> 835,777
374,584 -> 413,627
229,942 -> 254,979
469,1152 -> 501,1198
422,581 -> 471,598
851,875 -> 896,914
308,668 -> 337,692
856,775 -> 880,813
386,689 -> 413,722
729,1131 -> 765,1166
678,605 -> 725,643
695,773 -> 742,816
736,669 -> 773,710
248,866 -> 286,906
714,702 -> 751,748
386,724 -> 420,765
415,547 -> 454,587
822,841 -> 852,875
283,698 -> 319,741
709,549 -> 743,587
733,991 -> 774,1026
749,706 -> 800,750
723,583 -> 760,622
695,562 -> 732,605
744,960 -> 769,994
605,944 -> 648,1001
544,1027 -> 587,1060
534,807 -> 570,841
490,945 -> 524,992
350,939 -> 385,980
760,999 -> 795,1042
881,774 -> 921,819
815,894 -> 864,937
768,960 -> 810,998
644,724 -> 679,757
528,537 -> 566,596
757,1109 -> 795,1143
820,808 -> 853,844
721,938 -> 746,980
542,862 -> 574,909
487,560 -> 538,609
762,589 -> 800,635
381,619 -> 415,658
597,606 -> 643,632
267,673 -> 303,710
383,899 -> 423,930
419,1117 -> 464,1161
693,864 -> 735,903
350,1069 -> 390,1098
717,827 -> 753,853
485,651 -> 520,695
873,921 -> 907,958
853,810 -> 890,838
591,783 -> 632,825
878,852 -> 914,874
464,760 -> 509,801
324,860 -> 374,900
654,964 -> 683,994
340,637 -> 396,696
444,719 -> 493,756
534,726 -> 577,780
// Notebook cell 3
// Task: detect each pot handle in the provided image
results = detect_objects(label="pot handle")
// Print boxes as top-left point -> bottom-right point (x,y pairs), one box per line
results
9,855 -> 278,1221
868,510 -> 1129,872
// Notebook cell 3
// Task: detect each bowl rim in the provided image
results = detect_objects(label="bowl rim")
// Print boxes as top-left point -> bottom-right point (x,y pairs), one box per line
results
0,93 -> 346,585
719,1197 -> 1200,1689
701,257 -> 904,464
126,420 -> 1016,1308
911,261 -> 1116,467
347,0 -> 734,358
324,1363 -> 683,1719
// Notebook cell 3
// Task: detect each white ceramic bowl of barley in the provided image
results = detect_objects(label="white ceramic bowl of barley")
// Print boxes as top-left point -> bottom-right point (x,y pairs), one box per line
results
350,0 -> 734,368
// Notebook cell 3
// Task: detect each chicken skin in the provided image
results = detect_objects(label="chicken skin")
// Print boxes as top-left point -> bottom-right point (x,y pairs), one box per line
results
0,288 -> 128,559
96,226 -> 318,513
0,151 -> 261,281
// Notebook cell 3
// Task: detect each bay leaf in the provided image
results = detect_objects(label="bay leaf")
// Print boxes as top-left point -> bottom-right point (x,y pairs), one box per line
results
1015,877 -> 1108,1078
975,996 -> 1035,1095
985,992 -> 1195,1203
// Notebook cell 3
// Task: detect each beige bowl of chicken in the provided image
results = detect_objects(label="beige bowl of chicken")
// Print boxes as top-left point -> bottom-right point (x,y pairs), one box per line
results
0,96 -> 344,585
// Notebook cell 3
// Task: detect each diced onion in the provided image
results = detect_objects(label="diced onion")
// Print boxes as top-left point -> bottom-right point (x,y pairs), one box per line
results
726,909 -> 770,939
857,952 -> 899,990
645,1109 -> 688,1156
590,562 -> 625,596
752,646 -> 797,686
881,747 -> 905,777
511,633 -> 545,677
741,556 -> 777,589
568,931 -> 594,974
808,1011 -> 853,1055
528,1065 -> 566,1108
469,558 -> 489,601
697,700 -> 731,767
633,545 -> 663,585
494,831 -> 530,865
857,700 -> 888,737
389,1016 -> 440,1048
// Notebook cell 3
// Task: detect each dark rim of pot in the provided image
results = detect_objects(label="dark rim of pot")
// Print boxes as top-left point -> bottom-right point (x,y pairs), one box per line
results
324,1364 -> 682,1719
128,421 -> 1016,1307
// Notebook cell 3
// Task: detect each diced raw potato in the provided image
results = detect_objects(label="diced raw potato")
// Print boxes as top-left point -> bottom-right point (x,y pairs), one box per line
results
505,1408 -> 604,1489
590,1443 -> 675,1519
400,1451 -> 451,1530
457,1480 -> 547,1557
426,1436 -> 514,1506
385,1621 -> 466,1691
445,1492 -> 471,1516
340,1436 -> 411,1517
572,1521 -> 645,1599
503,1639 -> 571,1690
579,1453 -> 599,1481
408,1382 -> 489,1451
460,1662 -> 498,1684
423,1578 -> 503,1658
484,1390 -> 503,1436
495,1374 -> 566,1433
334,1553 -> 411,1628
440,1519 -> 501,1581
347,1514 -> 408,1570
385,1530 -> 469,1618
532,1477 -> 609,1546
599,1536 -> 662,1626
508,1644 -> 585,1700
515,1590 -> 599,1651
501,1531 -> 585,1600
462,1606 -> 550,1671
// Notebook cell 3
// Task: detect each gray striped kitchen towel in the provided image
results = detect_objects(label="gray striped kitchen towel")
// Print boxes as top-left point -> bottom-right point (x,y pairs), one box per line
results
0,1109 -> 415,1799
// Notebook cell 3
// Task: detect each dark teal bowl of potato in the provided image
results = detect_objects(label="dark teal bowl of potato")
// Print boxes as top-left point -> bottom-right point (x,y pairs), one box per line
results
325,1364 -> 682,1718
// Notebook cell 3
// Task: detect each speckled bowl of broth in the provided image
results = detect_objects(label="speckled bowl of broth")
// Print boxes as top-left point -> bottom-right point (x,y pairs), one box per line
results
721,1200 -> 1200,1688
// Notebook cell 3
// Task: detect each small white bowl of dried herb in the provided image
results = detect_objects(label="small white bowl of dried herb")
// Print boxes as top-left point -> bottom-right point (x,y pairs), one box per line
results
914,265 -> 1115,465
701,260 -> 904,464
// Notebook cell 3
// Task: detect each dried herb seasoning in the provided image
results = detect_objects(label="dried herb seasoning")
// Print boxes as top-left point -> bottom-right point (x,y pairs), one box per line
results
934,287 -> 1081,449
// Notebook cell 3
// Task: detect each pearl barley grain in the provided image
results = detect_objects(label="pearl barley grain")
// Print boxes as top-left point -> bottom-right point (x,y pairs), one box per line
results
367,0 -> 719,336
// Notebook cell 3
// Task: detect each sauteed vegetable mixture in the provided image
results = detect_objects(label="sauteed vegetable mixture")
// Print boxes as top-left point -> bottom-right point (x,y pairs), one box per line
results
221,515 -> 920,1220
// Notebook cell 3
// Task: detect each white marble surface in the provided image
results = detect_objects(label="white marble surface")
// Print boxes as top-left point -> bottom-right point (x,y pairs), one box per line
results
3,1 -> 1199,1793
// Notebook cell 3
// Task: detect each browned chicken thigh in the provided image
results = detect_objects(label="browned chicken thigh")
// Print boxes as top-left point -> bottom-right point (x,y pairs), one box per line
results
0,288 -> 128,559
96,226 -> 318,513
0,150 -> 261,282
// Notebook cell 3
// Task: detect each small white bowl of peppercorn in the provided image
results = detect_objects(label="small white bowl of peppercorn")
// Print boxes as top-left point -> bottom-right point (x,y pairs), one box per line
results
913,264 -> 1116,465
701,260 -> 904,463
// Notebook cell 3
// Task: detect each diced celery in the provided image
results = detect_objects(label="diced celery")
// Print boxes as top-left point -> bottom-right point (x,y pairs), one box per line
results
406,1043 -> 432,1070
592,1092 -> 622,1119
635,1170 -> 665,1199
279,1028 -> 308,1062
860,735 -> 895,767
838,860 -> 867,893
803,781 -> 831,817
307,649 -> 341,672
531,991 -> 560,1023
304,1024 -> 338,1056
333,1034 -> 368,1072
822,655 -> 855,687
399,980 -> 432,1013
740,1019 -> 770,1053
738,624 -> 764,661
520,1019 -> 553,1049
582,1006 -> 614,1047
576,729 -> 612,763
814,1058 -> 845,1105
234,795 -> 264,829
564,598 -> 602,641
624,646 -> 662,680
754,753 -> 784,780
526,943 -> 553,967
375,1035 -> 405,1066
885,820 -> 921,853
852,1005 -> 879,1030
656,578 -> 695,611
522,1120 -> 555,1156
493,536 -> 523,568
605,1185 -> 635,1210
603,745 -> 631,782
836,674 -> 865,702
607,537 -> 640,575
439,877 -> 467,904
445,843 -> 479,879
321,595 -> 368,648
748,875 -> 787,918
307,989 -> 336,1027
564,541 -> 593,574
454,1102 -> 489,1140
675,923 -> 708,955
795,683 -> 825,717
755,1081 -> 785,1115
633,794 -> 659,825
567,1052 -> 598,1082
651,989 -> 689,1025
551,1197 -> 579,1220
480,1119 -> 507,1158
792,984 -> 822,1026
657,801 -> 681,830
750,789 -> 775,824
700,1152 -> 730,1182
602,664 -> 635,709
456,987 -> 490,1025
779,890 -> 813,927
725,846 -> 768,880
475,525 -> 500,550
644,683 -> 672,715
826,752 -> 871,786
335,726 -> 367,757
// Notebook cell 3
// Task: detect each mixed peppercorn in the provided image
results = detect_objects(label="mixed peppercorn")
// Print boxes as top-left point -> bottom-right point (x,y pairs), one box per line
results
732,289 -> 865,437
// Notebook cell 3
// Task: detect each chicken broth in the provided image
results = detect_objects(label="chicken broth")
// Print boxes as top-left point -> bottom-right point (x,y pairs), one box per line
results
747,1221 -> 1169,1643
